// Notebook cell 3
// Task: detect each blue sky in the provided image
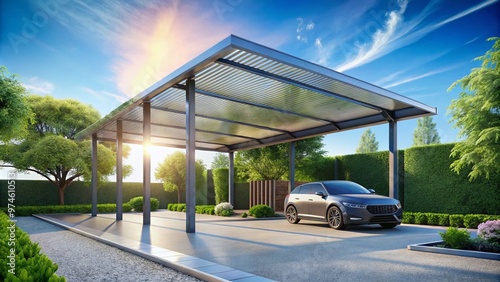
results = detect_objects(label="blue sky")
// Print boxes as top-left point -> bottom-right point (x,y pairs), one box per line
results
1,0 -> 499,181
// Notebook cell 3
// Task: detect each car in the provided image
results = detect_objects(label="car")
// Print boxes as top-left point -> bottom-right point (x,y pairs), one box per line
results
284,180 -> 402,230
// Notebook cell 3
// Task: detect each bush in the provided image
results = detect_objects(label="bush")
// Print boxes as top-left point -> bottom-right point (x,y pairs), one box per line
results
215,202 -> 233,217
427,213 -> 441,225
439,227 -> 471,249
437,214 -> 450,226
248,204 -> 275,218
128,197 -> 160,212
478,220 -> 500,243
464,214 -> 484,229
242,212 -> 248,218
402,212 -> 415,224
213,168 -> 229,204
449,214 -> 464,227
195,205 -> 215,215
414,212 -> 428,225
0,210 -> 66,281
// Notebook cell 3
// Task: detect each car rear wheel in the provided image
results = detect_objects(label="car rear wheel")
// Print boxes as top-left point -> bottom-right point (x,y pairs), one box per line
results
380,223 -> 398,229
327,206 -> 346,230
286,205 -> 300,224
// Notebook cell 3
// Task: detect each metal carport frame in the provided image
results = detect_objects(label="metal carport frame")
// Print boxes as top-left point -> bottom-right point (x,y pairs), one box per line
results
76,35 -> 437,233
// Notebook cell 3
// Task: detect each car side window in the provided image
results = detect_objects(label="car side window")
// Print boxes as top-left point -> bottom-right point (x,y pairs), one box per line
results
298,185 -> 311,194
310,184 -> 326,195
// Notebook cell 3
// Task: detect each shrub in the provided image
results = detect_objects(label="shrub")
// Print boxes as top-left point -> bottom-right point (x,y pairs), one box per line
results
402,212 -> 415,224
128,197 -> 160,212
0,210 -> 66,281
248,204 -> 275,218
427,213 -> 440,226
1,204 -> 132,216
176,204 -> 186,212
213,168 -> 229,204
439,227 -> 471,249
215,202 -> 233,217
242,212 -> 248,218
470,237 -> 500,253
449,214 -> 464,227
196,205 -> 215,215
463,214 -> 484,229
414,212 -> 428,225
477,220 -> 500,243
437,214 -> 450,226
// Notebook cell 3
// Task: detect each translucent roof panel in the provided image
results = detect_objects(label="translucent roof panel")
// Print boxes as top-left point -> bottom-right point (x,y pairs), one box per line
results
77,35 -> 437,152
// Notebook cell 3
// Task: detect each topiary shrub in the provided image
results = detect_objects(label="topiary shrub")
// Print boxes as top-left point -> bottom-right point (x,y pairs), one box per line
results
248,204 -> 275,218
128,197 -> 160,212
437,214 -> 450,226
414,212 -> 428,225
439,227 -> 471,249
449,214 -> 464,227
195,205 -> 215,215
402,212 -> 415,224
214,202 -> 233,217
464,214 -> 484,229
427,213 -> 440,226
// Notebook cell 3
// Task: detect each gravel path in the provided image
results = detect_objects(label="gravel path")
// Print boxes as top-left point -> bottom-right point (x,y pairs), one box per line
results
15,216 -> 202,282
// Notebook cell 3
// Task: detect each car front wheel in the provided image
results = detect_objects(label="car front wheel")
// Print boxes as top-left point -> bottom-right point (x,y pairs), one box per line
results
327,206 -> 346,230
286,205 -> 300,224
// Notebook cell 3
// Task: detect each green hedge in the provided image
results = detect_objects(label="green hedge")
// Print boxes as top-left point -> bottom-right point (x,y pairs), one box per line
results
213,168 -> 229,204
404,144 -> 500,214
248,204 -> 275,218
0,210 -> 66,281
1,204 -> 132,216
128,197 -> 160,212
167,204 -> 215,215
402,212 -> 500,228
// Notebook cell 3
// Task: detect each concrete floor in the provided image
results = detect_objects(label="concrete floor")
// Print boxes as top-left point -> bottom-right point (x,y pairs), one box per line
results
34,210 -> 500,282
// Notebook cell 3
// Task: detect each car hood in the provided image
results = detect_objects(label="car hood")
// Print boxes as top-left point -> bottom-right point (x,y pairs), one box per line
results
333,194 -> 399,205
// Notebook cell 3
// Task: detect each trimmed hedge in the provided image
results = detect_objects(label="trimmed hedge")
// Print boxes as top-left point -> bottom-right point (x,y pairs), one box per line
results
0,210 -> 66,281
404,144 -> 500,214
167,204 -> 215,215
1,204 -> 132,216
128,197 -> 160,212
213,168 -> 229,204
248,204 -> 275,218
403,212 -> 500,228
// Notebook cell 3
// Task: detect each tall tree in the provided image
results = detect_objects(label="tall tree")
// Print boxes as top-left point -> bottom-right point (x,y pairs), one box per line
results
0,66 -> 33,141
448,37 -> 500,180
155,151 -> 206,203
235,136 -> 325,181
211,153 -> 229,169
0,94 -> 131,205
413,116 -> 441,146
356,128 -> 379,153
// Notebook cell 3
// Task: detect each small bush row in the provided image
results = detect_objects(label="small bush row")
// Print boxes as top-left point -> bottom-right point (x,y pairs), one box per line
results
167,204 -> 216,215
0,210 -> 66,281
403,212 -> 500,229
248,205 -> 275,218
128,197 -> 159,212
1,204 -> 132,216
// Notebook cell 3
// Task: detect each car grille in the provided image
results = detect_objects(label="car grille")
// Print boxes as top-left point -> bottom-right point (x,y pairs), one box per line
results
370,215 -> 398,223
367,205 -> 397,214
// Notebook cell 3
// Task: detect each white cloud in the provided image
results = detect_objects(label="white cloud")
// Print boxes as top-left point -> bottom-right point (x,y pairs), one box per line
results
306,21 -> 315,30
315,38 -> 322,48
382,64 -> 462,89
23,77 -> 54,94
332,0 -> 497,72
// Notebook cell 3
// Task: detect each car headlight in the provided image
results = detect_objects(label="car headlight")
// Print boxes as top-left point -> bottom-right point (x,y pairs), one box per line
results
342,202 -> 367,209
396,202 -> 402,209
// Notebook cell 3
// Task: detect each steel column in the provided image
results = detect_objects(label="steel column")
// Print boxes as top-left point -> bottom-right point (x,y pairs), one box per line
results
186,78 -> 196,233
389,121 -> 398,199
143,101 -> 151,225
288,141 -> 296,193
229,152 -> 234,206
116,120 -> 123,221
91,134 -> 98,217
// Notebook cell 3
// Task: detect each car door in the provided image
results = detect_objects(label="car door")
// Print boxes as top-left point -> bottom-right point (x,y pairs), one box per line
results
308,183 -> 328,218
293,184 -> 311,215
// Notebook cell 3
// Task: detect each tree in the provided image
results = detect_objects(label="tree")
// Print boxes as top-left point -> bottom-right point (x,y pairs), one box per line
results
0,94 -> 131,205
356,128 -> 379,153
211,153 -> 228,169
413,116 -> 441,146
448,37 -> 500,181
235,136 -> 325,181
154,151 -> 206,203
0,66 -> 33,141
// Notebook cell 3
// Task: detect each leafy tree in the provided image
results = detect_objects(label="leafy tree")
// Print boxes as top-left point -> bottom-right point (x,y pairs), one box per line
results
413,116 -> 441,146
154,151 -> 206,203
356,128 -> 379,153
0,66 -> 33,141
0,94 -> 131,205
211,153 -> 229,169
235,136 -> 325,181
448,37 -> 500,180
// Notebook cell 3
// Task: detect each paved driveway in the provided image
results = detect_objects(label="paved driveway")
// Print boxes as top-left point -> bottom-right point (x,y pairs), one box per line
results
34,211 -> 500,281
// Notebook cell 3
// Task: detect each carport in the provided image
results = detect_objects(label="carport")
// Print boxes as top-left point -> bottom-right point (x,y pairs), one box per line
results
75,35 -> 436,233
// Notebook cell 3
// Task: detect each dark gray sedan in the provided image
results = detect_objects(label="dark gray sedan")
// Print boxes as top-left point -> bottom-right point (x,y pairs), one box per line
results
284,180 -> 402,230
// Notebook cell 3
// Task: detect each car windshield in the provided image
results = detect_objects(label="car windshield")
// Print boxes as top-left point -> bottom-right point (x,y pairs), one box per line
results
323,181 -> 371,195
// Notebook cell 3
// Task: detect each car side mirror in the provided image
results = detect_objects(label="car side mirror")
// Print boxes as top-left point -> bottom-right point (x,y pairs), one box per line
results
368,189 -> 376,193
315,191 -> 326,197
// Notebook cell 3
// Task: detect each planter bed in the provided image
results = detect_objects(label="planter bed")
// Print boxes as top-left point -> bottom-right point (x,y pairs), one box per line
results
408,241 -> 500,260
